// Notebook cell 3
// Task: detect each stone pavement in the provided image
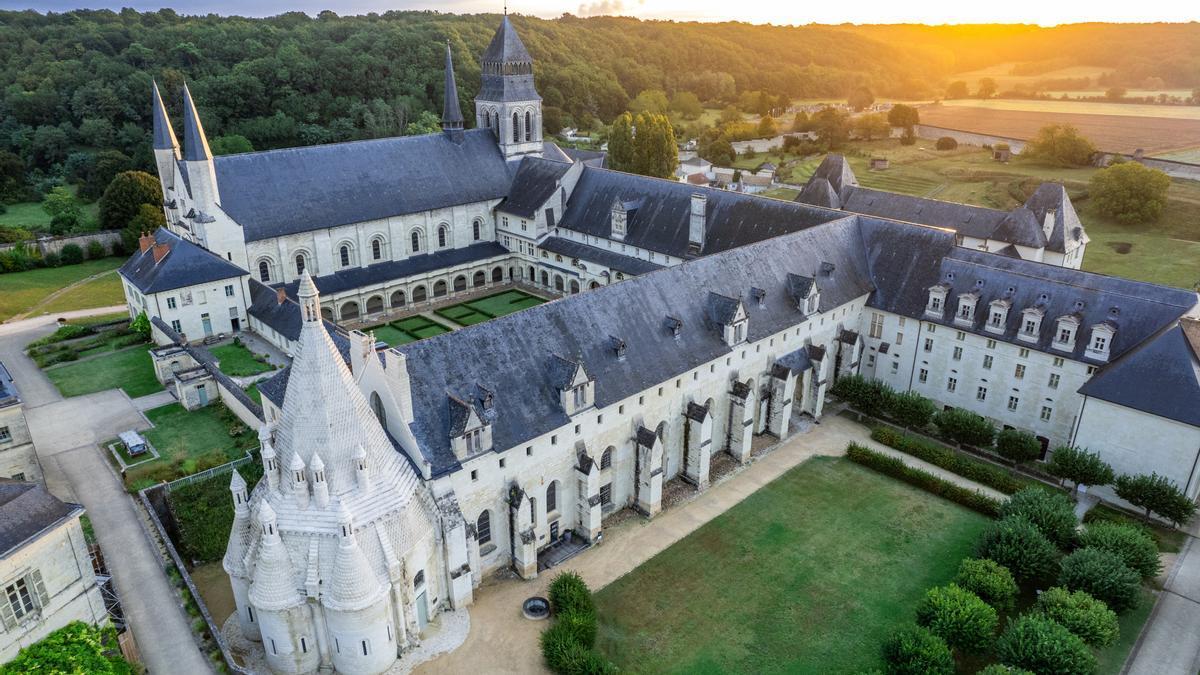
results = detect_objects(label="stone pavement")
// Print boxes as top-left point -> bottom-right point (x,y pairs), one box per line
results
416,414 -> 1004,674
132,389 -> 176,412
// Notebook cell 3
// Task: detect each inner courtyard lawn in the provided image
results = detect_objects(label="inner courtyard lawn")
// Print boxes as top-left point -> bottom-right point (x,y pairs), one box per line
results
209,343 -> 274,376
594,457 -> 990,674
44,346 -> 162,398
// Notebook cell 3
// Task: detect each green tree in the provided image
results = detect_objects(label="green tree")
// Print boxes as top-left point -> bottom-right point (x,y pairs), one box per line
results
757,115 -> 777,137
697,128 -> 734,166
977,77 -> 998,99
882,625 -> 954,675
975,515 -> 1060,582
853,113 -> 890,141
811,107 -> 850,150
124,204 -> 167,252
1047,446 -> 1114,492
1058,547 -> 1141,613
1114,472 -> 1197,525
631,113 -> 679,179
995,428 -> 1042,464
100,171 -> 162,249
403,110 -> 441,136
42,186 -> 82,230
609,113 -> 635,172
210,134 -> 255,155
933,408 -> 995,448
999,487 -> 1078,548
130,310 -> 151,340
946,81 -> 969,99
954,558 -> 1018,612
847,87 -> 875,112
60,243 -> 84,265
995,614 -> 1096,675
1077,521 -> 1161,579
630,89 -> 669,115
887,104 -> 920,130
1090,161 -> 1172,224
915,584 -> 997,652
0,150 -> 28,203
791,111 -> 810,132
0,621 -> 133,675
1025,124 -> 1097,167
1105,87 -> 1127,101
719,105 -> 742,124
890,391 -> 936,431
82,149 -> 133,201
1035,587 -> 1120,647
668,91 -> 702,119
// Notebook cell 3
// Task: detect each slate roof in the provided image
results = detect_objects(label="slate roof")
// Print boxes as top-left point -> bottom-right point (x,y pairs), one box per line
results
542,142 -> 574,164
1025,183 -> 1086,253
1079,319 -> 1200,427
0,362 -> 18,410
537,237 -> 664,276
478,16 -> 540,103
499,157 -> 571,218
0,480 -> 81,557
441,42 -> 464,129
556,166 -> 844,259
482,15 -> 533,64
119,228 -> 246,294
395,215 -> 874,476
151,81 -> 178,151
273,242 -> 509,299
213,129 -> 513,242
560,147 -> 606,168
246,279 -> 351,354
181,83 -> 212,162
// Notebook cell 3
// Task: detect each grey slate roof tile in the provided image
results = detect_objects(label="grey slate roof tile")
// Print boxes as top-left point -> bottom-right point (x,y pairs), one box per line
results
0,480 -> 81,557
1079,319 -> 1200,427
499,157 -> 570,218
119,227 -> 245,294
537,237 -> 664,276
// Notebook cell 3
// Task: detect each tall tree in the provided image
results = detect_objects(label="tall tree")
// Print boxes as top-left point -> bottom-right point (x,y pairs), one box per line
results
977,77 -> 998,99
608,112 -> 635,172
945,81 -> 969,99
99,171 -> 161,247
1090,161 -> 1171,224
847,87 -> 875,112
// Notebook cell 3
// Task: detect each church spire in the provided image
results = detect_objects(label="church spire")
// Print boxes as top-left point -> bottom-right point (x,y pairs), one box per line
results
442,40 -> 464,143
151,80 -> 178,153
181,82 -> 212,162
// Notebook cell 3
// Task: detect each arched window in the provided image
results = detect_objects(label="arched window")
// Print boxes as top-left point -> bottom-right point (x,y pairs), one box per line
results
453,275 -> 467,292
473,220 -> 481,241
546,481 -> 557,513
525,111 -> 532,142
411,230 -> 422,253
341,301 -> 360,320
554,275 -> 564,292
570,280 -> 580,294
512,112 -> 520,142
370,391 -> 387,427
492,267 -> 503,283
390,290 -> 406,307
438,225 -> 448,249
413,285 -> 427,302
371,239 -> 382,260
258,260 -> 270,282
601,448 -> 613,469
339,245 -> 350,267
476,511 -> 491,545
528,266 -> 535,280
433,280 -> 447,297
413,570 -> 425,588
540,270 -> 548,286
482,109 -> 490,129
473,270 -> 486,287
294,254 -> 306,276
366,295 -> 384,314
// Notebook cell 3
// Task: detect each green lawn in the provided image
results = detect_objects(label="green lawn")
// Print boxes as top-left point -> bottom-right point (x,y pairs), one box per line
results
0,257 -> 125,321
209,342 -> 274,377
1096,586 -> 1158,675
44,346 -> 161,398
244,384 -> 262,405
594,457 -> 990,673
366,324 -> 413,346
123,403 -> 256,490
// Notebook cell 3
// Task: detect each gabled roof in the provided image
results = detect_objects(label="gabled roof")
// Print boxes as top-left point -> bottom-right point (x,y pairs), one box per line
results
809,154 -> 858,199
537,237 -> 664,276
1024,183 -> 1085,253
500,156 -> 570,218
797,177 -> 841,209
214,129 -> 513,242
1079,319 -> 1200,427
119,228 -> 245,294
0,480 -> 81,557
559,146 -> 606,168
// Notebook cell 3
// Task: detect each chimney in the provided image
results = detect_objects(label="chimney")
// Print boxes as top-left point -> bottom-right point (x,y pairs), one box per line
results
276,287 -> 287,305
139,232 -> 155,253
610,199 -> 627,240
152,243 -> 171,264
689,193 -> 707,255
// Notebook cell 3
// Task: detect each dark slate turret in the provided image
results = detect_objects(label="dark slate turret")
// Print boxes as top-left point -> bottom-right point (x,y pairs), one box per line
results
442,41 -> 464,143
181,83 -> 212,162
478,15 -> 540,103
151,80 -> 179,152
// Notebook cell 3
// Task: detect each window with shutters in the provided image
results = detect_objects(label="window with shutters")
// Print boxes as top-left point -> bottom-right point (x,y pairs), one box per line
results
1,571 -> 47,626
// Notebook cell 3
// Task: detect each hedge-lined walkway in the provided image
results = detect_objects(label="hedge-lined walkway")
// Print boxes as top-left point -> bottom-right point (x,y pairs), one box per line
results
415,414 -> 1004,675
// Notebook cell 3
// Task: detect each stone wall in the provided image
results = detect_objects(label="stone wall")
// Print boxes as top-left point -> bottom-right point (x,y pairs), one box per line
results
914,125 -> 1027,153
0,230 -> 122,256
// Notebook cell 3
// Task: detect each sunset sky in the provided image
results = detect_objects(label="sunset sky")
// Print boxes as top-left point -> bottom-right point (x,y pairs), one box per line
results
5,0 -> 1200,25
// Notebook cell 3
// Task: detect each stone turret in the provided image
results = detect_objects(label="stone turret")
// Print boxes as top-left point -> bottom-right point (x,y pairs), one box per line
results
290,453 -> 308,507
474,15 -> 543,160
354,444 -> 370,491
310,453 -> 329,508
223,470 -> 258,641
323,506 -> 394,675
260,426 -> 280,492
442,40 -> 465,144
249,501 -> 318,674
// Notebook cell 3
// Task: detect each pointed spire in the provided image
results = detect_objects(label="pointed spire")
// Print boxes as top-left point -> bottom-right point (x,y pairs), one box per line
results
151,81 -> 179,152
442,40 -> 464,141
249,499 -> 303,611
324,508 -> 387,612
298,270 -> 321,325
181,83 -> 212,162
223,469 -> 252,579
482,14 -> 532,65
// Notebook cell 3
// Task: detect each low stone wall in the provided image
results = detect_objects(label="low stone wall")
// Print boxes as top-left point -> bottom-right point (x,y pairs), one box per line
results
0,230 -> 122,255
915,125 -> 1027,153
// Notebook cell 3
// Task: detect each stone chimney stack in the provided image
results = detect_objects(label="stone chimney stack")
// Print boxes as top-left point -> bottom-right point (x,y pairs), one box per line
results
275,287 -> 287,304
152,242 -> 171,263
139,232 -> 155,253
688,192 -> 707,255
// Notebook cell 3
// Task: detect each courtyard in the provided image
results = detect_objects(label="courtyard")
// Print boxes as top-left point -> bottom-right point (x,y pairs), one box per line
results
364,288 -> 547,345
593,457 -> 990,673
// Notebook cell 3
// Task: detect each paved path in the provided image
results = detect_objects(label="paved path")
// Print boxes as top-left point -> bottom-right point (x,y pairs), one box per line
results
132,389 -> 176,411
416,414 -> 1002,674
0,320 -> 213,674
0,304 -> 126,334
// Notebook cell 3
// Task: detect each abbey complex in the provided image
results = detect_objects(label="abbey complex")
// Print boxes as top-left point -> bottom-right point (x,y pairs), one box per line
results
113,15 -> 1200,675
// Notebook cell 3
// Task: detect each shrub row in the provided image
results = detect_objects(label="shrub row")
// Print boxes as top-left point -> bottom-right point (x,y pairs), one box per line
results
870,426 -> 1030,495
0,240 -> 120,274
845,443 -> 1002,517
541,572 -> 616,675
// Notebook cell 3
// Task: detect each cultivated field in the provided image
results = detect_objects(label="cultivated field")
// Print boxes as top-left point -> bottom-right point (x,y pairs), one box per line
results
952,63 -> 1113,92
917,105 -> 1200,154
937,98 -> 1200,122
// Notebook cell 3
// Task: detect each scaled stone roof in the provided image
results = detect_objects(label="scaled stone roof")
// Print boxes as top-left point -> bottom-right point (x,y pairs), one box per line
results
119,227 -> 246,294
214,129 -> 513,242
1079,319 -> 1200,427
0,480 -> 81,557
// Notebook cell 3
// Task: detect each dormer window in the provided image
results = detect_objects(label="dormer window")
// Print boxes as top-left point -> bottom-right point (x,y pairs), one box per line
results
610,336 -> 626,360
925,284 -> 949,318
610,199 -> 627,240
449,393 -> 493,459
1053,316 -> 1079,351
805,294 -> 819,315
955,293 -> 977,326
751,287 -> 766,308
666,316 -> 683,338
555,356 -> 594,416
1085,323 -> 1115,361
708,292 -> 747,347
786,273 -> 819,315
1018,308 -> 1043,343
986,300 -> 1009,334
733,319 -> 747,344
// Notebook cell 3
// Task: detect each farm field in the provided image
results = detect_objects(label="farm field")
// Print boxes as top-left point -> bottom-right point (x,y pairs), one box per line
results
1153,147 -> 1200,162
937,98 -> 1200,122
918,104 -> 1200,154
951,63 -> 1113,91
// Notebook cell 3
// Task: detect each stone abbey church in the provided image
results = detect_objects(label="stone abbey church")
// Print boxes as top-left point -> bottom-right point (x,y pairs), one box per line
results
118,15 -> 1200,675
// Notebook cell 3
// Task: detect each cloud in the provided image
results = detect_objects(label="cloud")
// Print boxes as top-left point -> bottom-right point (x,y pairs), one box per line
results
577,0 -> 642,17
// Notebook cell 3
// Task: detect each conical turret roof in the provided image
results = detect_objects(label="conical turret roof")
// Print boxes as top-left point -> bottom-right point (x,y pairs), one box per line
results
324,516 -> 388,613
442,41 -> 464,130
482,15 -> 532,64
249,501 -> 303,610
151,81 -> 179,152
181,83 -> 212,162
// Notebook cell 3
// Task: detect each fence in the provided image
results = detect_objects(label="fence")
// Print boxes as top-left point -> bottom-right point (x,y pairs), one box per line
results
162,451 -> 255,492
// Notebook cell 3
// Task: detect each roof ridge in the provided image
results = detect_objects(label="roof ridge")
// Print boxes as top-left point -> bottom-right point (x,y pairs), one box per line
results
948,255 -> 1196,308
214,128 -> 494,162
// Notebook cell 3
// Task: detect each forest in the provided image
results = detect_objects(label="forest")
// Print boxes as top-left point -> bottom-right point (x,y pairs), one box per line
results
2,9 -> 1199,211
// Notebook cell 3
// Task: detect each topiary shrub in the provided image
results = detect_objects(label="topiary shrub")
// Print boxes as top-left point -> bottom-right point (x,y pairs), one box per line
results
1077,521 -> 1160,579
1035,586 -> 1119,647
995,614 -> 1096,675
42,251 -> 61,267
977,666 -> 1034,675
998,487 -> 1078,549
954,558 -> 1018,612
975,516 -> 1059,582
933,408 -> 995,448
86,240 -> 106,259
914,584 -> 997,652
995,429 -> 1042,464
556,609 -> 597,649
935,136 -> 958,150
1058,547 -> 1141,613
548,571 -> 595,617
881,625 -> 954,675
60,243 -> 84,265
889,391 -> 937,431
1047,446 -> 1114,491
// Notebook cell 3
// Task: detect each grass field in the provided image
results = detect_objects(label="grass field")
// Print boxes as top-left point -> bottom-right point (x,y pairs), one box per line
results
1096,586 -> 1158,675
918,104 -> 1200,154
951,63 -> 1114,92
123,403 -> 256,490
44,346 -> 161,398
594,457 -> 990,673
0,257 -> 125,322
209,343 -> 275,377
1152,147 -> 1200,163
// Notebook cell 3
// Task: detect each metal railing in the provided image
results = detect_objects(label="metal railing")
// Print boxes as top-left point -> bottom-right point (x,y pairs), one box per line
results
162,451 -> 255,492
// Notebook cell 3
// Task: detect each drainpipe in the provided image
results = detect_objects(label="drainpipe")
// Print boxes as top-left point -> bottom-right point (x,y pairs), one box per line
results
906,320 -> 925,391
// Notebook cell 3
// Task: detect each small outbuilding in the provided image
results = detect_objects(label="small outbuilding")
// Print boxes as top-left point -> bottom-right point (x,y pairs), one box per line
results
119,430 -> 148,456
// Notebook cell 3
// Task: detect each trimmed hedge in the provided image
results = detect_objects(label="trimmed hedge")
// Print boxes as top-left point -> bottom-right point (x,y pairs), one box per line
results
1058,547 -> 1141,613
994,614 -> 1096,675
933,408 -> 996,448
870,426 -> 1029,495
953,558 -> 1018,612
998,488 -> 1078,549
881,625 -> 954,675
1035,587 -> 1119,647
914,584 -> 997,652
845,444 -> 1002,517
977,666 -> 1034,675
975,516 -> 1060,582
549,571 -> 595,617
1077,521 -> 1161,579
540,572 -> 615,675
996,429 -> 1042,464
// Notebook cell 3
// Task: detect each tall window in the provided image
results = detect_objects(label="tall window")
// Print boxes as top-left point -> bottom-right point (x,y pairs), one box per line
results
370,392 -> 386,428
372,239 -> 382,260
295,254 -> 305,275
477,511 -> 492,545
473,220 -> 481,241
438,226 -> 448,248
546,481 -> 557,513
258,261 -> 270,282
482,109 -> 490,129
525,111 -> 532,141
339,245 -> 350,267
869,313 -> 883,339
2,572 -> 44,624
411,231 -> 421,253
600,448 -> 612,469
512,112 -> 520,142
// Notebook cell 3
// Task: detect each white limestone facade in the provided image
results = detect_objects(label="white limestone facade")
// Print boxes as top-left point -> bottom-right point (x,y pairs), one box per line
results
1074,398 -> 1200,500
0,368 -> 40,484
